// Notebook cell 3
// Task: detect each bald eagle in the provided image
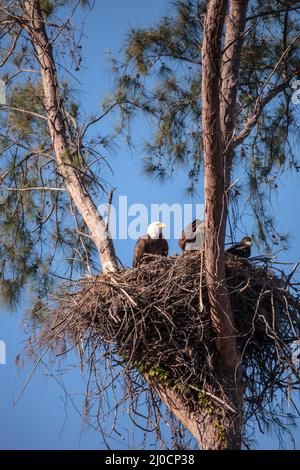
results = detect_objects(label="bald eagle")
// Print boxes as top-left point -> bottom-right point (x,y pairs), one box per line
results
226,236 -> 252,258
179,219 -> 205,251
133,222 -> 168,268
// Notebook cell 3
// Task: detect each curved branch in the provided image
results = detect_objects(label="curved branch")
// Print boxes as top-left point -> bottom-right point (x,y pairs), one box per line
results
0,104 -> 47,121
231,69 -> 300,150
0,28 -> 21,67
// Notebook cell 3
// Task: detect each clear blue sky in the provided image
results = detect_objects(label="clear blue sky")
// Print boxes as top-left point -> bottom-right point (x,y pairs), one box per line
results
0,0 -> 300,450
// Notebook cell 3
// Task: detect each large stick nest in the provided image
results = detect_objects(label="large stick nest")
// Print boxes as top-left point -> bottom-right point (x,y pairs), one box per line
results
32,251 -> 300,447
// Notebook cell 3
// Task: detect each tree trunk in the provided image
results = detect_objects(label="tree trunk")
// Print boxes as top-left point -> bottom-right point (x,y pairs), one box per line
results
148,378 -> 239,449
201,0 -> 245,449
23,0 -> 118,273
220,0 -> 249,187
150,1 -> 249,449
202,0 -> 238,366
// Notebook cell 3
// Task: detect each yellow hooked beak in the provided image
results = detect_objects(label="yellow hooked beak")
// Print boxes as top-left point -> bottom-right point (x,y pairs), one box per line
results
158,223 -> 166,229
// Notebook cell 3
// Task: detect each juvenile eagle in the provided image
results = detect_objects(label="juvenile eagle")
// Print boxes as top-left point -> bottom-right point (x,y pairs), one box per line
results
133,222 -> 168,268
179,219 -> 205,251
226,236 -> 252,258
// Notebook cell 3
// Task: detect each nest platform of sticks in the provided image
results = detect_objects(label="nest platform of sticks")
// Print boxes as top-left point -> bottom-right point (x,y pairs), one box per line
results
34,251 -> 300,442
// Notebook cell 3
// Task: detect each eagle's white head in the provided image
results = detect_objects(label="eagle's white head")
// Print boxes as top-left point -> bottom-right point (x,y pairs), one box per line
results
147,221 -> 166,239
241,236 -> 252,246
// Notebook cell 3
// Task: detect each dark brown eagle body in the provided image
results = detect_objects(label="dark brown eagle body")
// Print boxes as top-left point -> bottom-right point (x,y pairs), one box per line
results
226,236 -> 252,259
133,234 -> 168,268
133,234 -> 169,268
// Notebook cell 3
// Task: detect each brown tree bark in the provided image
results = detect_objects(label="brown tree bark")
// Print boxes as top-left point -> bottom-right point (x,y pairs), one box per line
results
202,0 -> 237,365
201,0 -> 249,449
145,2 -> 249,448
23,0 -> 118,273
148,378 -> 239,450
220,0 -> 249,186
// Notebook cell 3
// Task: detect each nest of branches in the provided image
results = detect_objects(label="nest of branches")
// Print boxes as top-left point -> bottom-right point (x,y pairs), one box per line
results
31,251 -> 300,448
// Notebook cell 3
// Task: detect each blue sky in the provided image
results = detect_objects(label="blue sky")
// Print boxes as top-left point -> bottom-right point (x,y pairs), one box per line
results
0,0 -> 300,450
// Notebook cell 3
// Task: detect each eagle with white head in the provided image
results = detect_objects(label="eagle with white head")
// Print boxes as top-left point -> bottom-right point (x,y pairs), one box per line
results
133,222 -> 168,268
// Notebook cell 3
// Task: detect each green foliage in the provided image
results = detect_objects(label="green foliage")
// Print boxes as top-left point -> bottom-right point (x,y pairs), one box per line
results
0,204 -> 38,308
132,359 -> 173,386
131,359 -> 190,396
112,0 -> 300,247
40,0 -> 91,18
197,390 -> 214,415
213,421 -> 226,447
109,1 -> 203,192
8,81 -> 47,141
0,1 -> 111,309
40,0 -> 55,17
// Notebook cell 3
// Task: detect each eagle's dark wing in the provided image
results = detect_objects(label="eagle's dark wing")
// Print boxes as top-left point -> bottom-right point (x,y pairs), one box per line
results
133,236 -> 168,268
133,237 -> 148,268
226,242 -> 251,258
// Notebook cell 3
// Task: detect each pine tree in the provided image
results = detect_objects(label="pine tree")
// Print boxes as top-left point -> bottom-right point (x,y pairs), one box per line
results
109,0 -> 300,448
0,0 -> 118,308
1,0 -> 300,450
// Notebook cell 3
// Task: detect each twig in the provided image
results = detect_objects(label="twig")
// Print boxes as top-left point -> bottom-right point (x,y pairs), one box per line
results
105,187 -> 117,232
